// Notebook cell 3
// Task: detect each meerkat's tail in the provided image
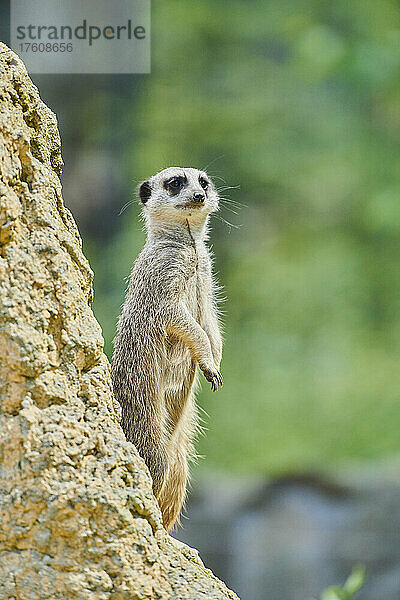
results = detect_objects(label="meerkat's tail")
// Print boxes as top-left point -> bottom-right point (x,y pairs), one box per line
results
156,395 -> 198,531
157,453 -> 188,532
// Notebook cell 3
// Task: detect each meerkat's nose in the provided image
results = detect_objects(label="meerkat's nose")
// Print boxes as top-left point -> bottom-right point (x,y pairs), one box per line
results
193,192 -> 205,203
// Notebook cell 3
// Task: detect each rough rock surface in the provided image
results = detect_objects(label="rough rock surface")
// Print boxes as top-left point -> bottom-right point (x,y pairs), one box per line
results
0,43 -> 239,600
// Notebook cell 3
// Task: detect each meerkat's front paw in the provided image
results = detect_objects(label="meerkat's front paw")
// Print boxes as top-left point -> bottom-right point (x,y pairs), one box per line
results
201,367 -> 223,392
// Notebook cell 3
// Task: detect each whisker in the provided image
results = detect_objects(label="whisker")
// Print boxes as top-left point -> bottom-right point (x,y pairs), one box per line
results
216,184 -> 241,193
209,174 -> 228,184
214,214 -> 242,231
219,197 -> 247,210
118,199 -> 136,215
201,155 -> 226,172
219,202 -> 238,215
221,198 -> 238,206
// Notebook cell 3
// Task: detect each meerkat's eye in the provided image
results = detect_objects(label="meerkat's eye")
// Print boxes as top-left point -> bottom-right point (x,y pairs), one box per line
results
164,175 -> 186,195
199,176 -> 209,191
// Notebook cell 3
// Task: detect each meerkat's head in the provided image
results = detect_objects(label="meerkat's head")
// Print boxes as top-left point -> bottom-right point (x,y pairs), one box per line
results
138,167 -> 219,228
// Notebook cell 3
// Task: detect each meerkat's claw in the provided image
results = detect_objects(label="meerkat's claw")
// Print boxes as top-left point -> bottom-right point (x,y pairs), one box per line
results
212,371 -> 223,392
201,367 -> 214,382
202,368 -> 223,391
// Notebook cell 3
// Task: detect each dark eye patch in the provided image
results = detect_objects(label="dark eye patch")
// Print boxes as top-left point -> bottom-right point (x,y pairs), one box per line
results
164,175 -> 187,195
199,176 -> 209,190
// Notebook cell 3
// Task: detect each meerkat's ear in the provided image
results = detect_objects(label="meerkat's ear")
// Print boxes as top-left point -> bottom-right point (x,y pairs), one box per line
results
139,180 -> 152,204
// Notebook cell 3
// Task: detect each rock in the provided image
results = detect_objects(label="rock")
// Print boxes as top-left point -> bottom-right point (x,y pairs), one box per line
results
177,472 -> 400,600
0,42 -> 238,600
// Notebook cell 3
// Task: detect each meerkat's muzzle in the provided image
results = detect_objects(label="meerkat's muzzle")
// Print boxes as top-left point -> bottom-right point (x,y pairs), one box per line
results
193,192 -> 205,203
179,192 -> 206,209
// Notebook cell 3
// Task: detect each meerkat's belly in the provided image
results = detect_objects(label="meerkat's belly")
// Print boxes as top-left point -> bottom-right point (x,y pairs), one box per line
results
165,338 -> 192,372
162,272 -> 199,424
163,337 -> 195,428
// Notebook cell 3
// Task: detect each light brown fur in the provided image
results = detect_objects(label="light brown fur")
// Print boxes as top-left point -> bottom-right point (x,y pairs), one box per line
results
111,167 -> 223,531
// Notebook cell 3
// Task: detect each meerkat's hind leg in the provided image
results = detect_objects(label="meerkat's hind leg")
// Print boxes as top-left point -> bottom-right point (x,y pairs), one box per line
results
122,404 -> 169,497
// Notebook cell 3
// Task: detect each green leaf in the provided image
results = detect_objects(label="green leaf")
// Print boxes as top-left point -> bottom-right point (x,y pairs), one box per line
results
343,565 -> 366,595
322,586 -> 347,600
321,567 -> 366,600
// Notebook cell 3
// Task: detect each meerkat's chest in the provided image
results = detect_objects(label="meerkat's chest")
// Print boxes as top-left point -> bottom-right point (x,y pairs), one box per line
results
182,250 -> 209,317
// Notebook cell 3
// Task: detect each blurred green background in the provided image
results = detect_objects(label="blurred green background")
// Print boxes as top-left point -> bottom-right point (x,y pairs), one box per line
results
11,0 -> 400,476
92,0 -> 400,477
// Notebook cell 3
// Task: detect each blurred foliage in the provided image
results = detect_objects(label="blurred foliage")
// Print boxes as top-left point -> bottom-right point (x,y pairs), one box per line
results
316,566 -> 366,600
30,1 -> 400,474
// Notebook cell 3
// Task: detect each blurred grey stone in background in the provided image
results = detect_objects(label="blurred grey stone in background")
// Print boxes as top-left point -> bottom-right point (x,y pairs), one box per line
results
64,148 -> 123,239
176,471 -> 400,600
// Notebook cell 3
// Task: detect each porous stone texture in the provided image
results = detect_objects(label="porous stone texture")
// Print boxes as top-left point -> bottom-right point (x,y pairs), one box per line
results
0,43 -> 239,600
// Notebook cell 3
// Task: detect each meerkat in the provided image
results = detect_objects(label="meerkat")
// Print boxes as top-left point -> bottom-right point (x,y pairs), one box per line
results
111,166 -> 223,531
